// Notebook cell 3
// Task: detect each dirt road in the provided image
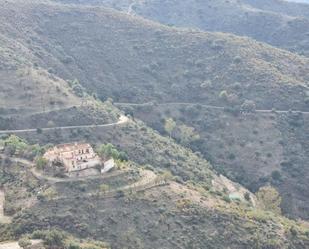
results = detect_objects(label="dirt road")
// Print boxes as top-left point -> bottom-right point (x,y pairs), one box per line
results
0,115 -> 129,134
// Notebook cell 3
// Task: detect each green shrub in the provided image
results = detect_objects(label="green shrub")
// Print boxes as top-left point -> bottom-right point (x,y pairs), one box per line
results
18,237 -> 31,248
97,143 -> 128,161
35,156 -> 48,170
271,170 -> 282,181
244,192 -> 251,202
222,195 -> 231,203
32,229 -> 66,247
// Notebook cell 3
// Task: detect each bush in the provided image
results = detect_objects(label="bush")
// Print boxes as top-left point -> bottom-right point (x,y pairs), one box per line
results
256,186 -> 282,214
69,79 -> 86,97
233,56 -> 242,63
18,237 -> 32,248
244,192 -> 251,202
271,170 -> 282,181
3,135 -> 28,155
35,156 -> 48,170
241,100 -> 256,113
37,187 -> 57,201
32,229 -> 67,247
116,190 -> 125,198
223,195 -> 231,203
97,143 -> 128,161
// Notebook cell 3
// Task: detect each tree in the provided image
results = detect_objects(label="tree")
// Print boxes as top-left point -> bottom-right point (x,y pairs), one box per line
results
44,229 -> 66,247
164,118 -> 176,138
47,120 -> 55,128
18,238 -> 32,249
241,100 -> 256,113
244,192 -> 251,202
71,79 -> 85,97
97,143 -> 128,161
3,135 -> 28,155
178,124 -> 200,146
36,128 -> 43,134
156,171 -> 173,184
97,143 -> 120,160
271,170 -> 282,181
35,156 -> 48,170
256,186 -> 282,214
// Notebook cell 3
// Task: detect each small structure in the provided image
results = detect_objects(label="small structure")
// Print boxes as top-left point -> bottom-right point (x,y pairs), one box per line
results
43,142 -> 110,173
101,158 -> 115,174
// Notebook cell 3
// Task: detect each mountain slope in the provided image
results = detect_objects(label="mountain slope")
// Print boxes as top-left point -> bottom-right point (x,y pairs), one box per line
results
123,102 -> 309,220
1,1 -> 308,112
2,149 -> 309,249
0,1 -> 309,247
0,0 -> 308,220
53,0 -> 309,57
0,32 -> 80,114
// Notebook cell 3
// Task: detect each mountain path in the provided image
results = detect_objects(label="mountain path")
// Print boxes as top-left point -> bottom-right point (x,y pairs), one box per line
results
0,115 -> 129,134
115,102 -> 309,114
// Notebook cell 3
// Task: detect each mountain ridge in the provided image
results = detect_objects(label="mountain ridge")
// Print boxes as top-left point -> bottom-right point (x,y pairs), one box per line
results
52,0 -> 309,57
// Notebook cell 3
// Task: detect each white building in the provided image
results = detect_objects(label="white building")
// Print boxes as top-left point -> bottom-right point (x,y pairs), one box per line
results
43,142 -> 101,172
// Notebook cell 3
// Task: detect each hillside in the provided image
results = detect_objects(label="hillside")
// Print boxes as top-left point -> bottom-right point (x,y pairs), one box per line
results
53,0 -> 309,57
121,102 -> 309,220
1,149 -> 309,249
0,1 -> 308,112
0,33 -> 80,114
0,0 -> 308,219
0,1 -> 308,248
